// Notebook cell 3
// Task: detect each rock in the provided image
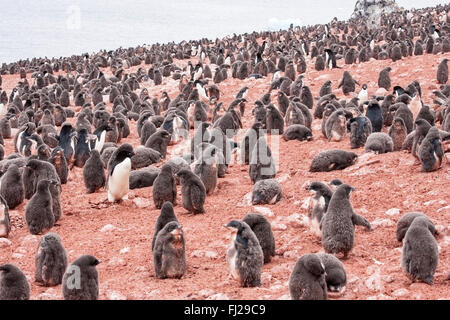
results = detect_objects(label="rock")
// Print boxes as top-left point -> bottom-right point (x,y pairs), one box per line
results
286,213 -> 308,228
0,238 -> 12,248
206,293 -> 229,300
371,218 -> 395,229
270,284 -> 284,291
253,206 -> 274,217
277,294 -> 291,300
145,289 -> 161,298
375,88 -> 388,95
11,252 -> 24,259
38,288 -> 59,300
261,272 -> 272,283
367,294 -> 393,300
236,192 -> 252,207
300,197 -> 311,210
276,173 -> 290,183
108,257 -> 127,267
191,250 -> 218,259
385,208 -> 400,216
271,221 -> 287,231
392,288 -> 409,297
383,275 -> 394,283
21,235 -> 38,247
198,289 -> 215,298
100,224 -> 116,232
365,266 -> 383,292
437,205 -> 450,213
132,197 -> 151,208
283,250 -> 299,259
108,291 -> 127,300
120,247 -> 130,254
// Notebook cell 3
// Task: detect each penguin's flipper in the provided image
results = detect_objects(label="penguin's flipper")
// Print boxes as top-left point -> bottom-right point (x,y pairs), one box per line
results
351,213 -> 371,230
190,185 -> 205,213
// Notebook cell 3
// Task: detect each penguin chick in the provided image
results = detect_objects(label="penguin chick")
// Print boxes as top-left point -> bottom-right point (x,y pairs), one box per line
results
289,253 -> 327,300
35,232 -> 68,286
364,132 -> 394,154
129,167 -> 160,189
0,163 -> 24,209
388,117 -> 407,151
176,169 -> 206,214
418,127 -> 443,172
153,221 -> 186,279
106,143 -> 134,202
151,201 -> 178,251
402,217 -> 439,285
0,264 -> 30,300
242,213 -> 275,264
193,145 -> 218,195
396,212 -> 437,242
307,181 -> 333,238
0,196 -> 10,238
251,179 -> 282,205
152,163 -> 177,209
225,220 -> 263,287
83,150 -> 105,194
321,184 -> 371,259
316,253 -> 347,294
310,150 -> 357,172
348,116 -> 372,149
62,255 -> 100,300
283,124 -> 313,141
325,109 -> 348,142
25,179 -> 57,235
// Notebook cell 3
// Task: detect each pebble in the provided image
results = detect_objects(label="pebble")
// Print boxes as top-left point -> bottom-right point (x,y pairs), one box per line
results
100,224 -> 117,232
108,291 -> 127,300
0,238 -> 12,248
253,206 -> 274,217
206,293 -> 229,300
132,197 -> 151,208
392,288 -> 409,297
385,208 -> 400,216
371,218 -> 395,229
271,221 -> 287,231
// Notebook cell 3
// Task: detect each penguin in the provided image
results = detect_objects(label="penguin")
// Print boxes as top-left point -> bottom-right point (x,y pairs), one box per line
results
0,264 -> 30,300
14,122 -> 35,156
364,132 -> 394,154
348,116 -> 372,149
153,221 -> 186,279
106,143 -> 135,202
393,103 -> 414,133
129,167 -> 160,189
401,217 -> 439,285
300,86 -> 314,109
49,147 -> 68,185
321,184 -> 371,259
57,123 -> 76,162
73,129 -> 91,168
365,100 -> 383,132
325,109 -> 348,142
338,71 -> 359,95
283,124 -> 313,141
0,195 -> 10,238
316,253 -> 347,294
83,150 -> 106,194
0,164 -> 24,209
437,58 -> 448,84
315,55 -> 325,71
240,122 -> 263,165
176,169 -> 206,214
193,145 -> 218,195
249,136 -> 277,183
224,220 -> 263,287
378,67 -> 392,91
152,163 -> 177,209
265,104 -> 284,135
251,179 -> 282,205
411,119 -> 431,158
310,149 -> 357,172
325,49 -> 339,69
319,81 -> 333,97
35,232 -> 68,286
62,255 -> 100,300
289,254 -> 327,300
242,213 -> 275,264
140,120 -> 157,145
416,105 -> 435,127
151,201 -> 178,251
130,146 -> 161,169
388,117 -> 408,151
396,212 -> 437,242
307,181 -> 334,238
357,84 -> 369,104
145,130 -> 170,159
418,127 -> 443,172
25,179 -> 57,235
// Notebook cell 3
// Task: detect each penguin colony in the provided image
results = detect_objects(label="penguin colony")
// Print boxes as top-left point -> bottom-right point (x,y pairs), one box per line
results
0,3 -> 449,300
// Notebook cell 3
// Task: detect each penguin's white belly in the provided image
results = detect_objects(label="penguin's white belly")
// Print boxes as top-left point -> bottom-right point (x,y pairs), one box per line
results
0,205 -> 6,237
108,158 -> 131,202
16,132 -> 23,152
95,130 -> 106,152
226,237 -> 240,281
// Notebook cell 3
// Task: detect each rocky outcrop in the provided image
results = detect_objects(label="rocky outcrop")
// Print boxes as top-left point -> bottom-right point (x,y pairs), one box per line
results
351,0 -> 403,28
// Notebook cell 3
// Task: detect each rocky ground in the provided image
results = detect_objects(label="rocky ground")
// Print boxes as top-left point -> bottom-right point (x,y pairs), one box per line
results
0,48 -> 449,300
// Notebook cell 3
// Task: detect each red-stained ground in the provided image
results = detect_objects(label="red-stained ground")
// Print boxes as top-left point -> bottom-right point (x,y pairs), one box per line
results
0,50 -> 449,300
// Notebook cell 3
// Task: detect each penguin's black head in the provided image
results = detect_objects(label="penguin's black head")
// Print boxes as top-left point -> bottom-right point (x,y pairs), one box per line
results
165,221 -> 182,235
303,254 -> 325,277
329,179 -> 343,188
116,143 -> 134,160
224,220 -> 243,232
0,264 -> 17,275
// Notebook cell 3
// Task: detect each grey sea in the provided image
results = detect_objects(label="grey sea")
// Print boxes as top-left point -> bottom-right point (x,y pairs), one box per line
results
0,0 -> 447,63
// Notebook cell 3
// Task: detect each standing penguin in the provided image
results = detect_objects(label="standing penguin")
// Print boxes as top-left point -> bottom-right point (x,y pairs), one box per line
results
25,179 -> 58,235
83,150 -> 106,193
289,254 -> 327,300
378,67 -> 392,91
0,164 -> 24,209
151,201 -> 178,251
242,213 -> 275,264
62,255 -> 100,300
338,71 -> 359,95
74,129 -> 91,168
365,100 -> 383,132
418,127 -> 443,172
153,221 -> 186,279
321,184 -> 371,259
316,252 -> 347,294
437,58 -> 448,84
107,143 -> 135,202
0,264 -> 30,300
176,169 -> 206,214
0,196 -> 10,238
402,217 -> 439,285
265,104 -> 284,135
225,220 -> 263,287
152,163 -> 177,209
57,123 -> 76,162
307,181 -> 333,238
348,116 -> 373,149
35,232 -> 68,286
388,117 -> 408,151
